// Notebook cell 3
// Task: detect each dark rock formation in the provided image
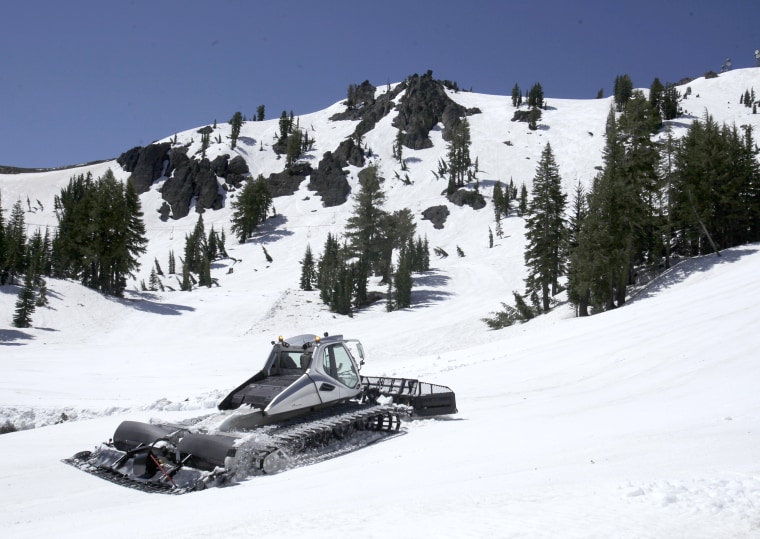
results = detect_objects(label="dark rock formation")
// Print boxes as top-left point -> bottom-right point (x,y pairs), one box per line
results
158,201 -> 171,221
330,80 -> 378,121
210,154 -> 229,177
167,146 -> 189,178
334,138 -> 365,168
422,205 -> 450,229
228,155 -> 248,176
265,162 -> 313,197
512,109 -> 530,123
392,71 -> 470,150
117,142 -> 171,194
447,189 -> 486,210
161,157 -> 222,219
226,155 -> 249,188
308,151 -> 351,207
116,146 -> 142,173
330,81 -> 404,141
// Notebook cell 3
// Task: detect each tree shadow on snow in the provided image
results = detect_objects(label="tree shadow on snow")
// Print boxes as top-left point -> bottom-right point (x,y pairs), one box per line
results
630,246 -> 759,303
0,329 -> 34,346
0,285 -> 20,296
120,294 -> 196,316
246,214 -> 295,245
410,271 -> 453,308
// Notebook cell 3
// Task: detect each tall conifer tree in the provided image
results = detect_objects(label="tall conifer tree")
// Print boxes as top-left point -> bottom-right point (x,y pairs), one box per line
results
523,143 -> 568,312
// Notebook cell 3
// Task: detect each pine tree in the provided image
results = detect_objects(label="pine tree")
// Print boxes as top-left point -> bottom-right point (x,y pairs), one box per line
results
511,83 -> 522,107
527,83 -> 544,109
230,175 -> 273,243
4,200 -> 27,285
393,246 -> 413,309
278,110 -> 291,143
385,269 -> 395,312
121,178 -> 148,290
568,106 -> 650,313
148,268 -> 160,291
346,83 -> 358,110
649,77 -> 665,115
528,107 -> 541,130
229,111 -> 243,149
655,125 -> 678,269
299,244 -> 317,291
661,82 -> 681,120
493,181 -> 505,221
35,278 -> 48,307
52,172 -> 92,280
420,236 -> 431,272
41,227 -> 52,277
198,254 -> 212,287
523,143 -> 568,312
565,181 -> 589,313
446,119 -> 473,190
285,129 -> 303,167
317,233 -> 342,306
50,170 -> 146,296
183,214 -> 206,275
671,114 -> 760,254
613,74 -> 634,112
377,208 -> 417,283
344,165 -> 388,287
12,270 -> 36,328
168,250 -> 176,274
256,104 -> 265,121
517,183 -> 529,217
200,131 -> 210,158
393,129 -> 404,163
206,227 -> 218,261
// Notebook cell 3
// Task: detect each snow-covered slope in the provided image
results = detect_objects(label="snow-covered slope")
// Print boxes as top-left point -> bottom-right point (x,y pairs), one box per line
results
1,68 -> 759,538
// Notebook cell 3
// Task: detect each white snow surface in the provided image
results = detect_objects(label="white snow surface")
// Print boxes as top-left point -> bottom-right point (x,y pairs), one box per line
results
1,69 -> 760,538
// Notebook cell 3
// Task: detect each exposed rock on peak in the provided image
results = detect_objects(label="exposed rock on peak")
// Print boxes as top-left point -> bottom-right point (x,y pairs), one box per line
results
393,71 -> 472,150
117,142 -> 171,194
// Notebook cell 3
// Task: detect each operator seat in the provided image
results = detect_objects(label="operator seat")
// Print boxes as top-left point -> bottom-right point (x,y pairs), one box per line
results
300,354 -> 310,371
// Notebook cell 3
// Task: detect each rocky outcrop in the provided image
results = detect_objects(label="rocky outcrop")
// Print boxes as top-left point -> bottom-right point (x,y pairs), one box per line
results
447,189 -> 486,210
226,155 -> 249,188
265,162 -> 313,197
210,154 -> 229,177
160,157 -> 222,219
308,151 -> 351,207
392,71 -> 471,150
334,138 -> 365,168
117,142 -> 171,194
330,80 -> 403,140
116,146 -> 141,172
422,205 -> 450,229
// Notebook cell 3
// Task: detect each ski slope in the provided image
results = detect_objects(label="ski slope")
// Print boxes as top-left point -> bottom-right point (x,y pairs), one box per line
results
1,68 -> 759,538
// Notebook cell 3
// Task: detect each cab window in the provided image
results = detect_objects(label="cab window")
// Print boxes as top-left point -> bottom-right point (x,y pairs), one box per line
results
322,344 -> 359,388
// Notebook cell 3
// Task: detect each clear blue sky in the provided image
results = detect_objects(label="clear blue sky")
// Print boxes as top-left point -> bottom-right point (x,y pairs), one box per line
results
2,0 -> 759,168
